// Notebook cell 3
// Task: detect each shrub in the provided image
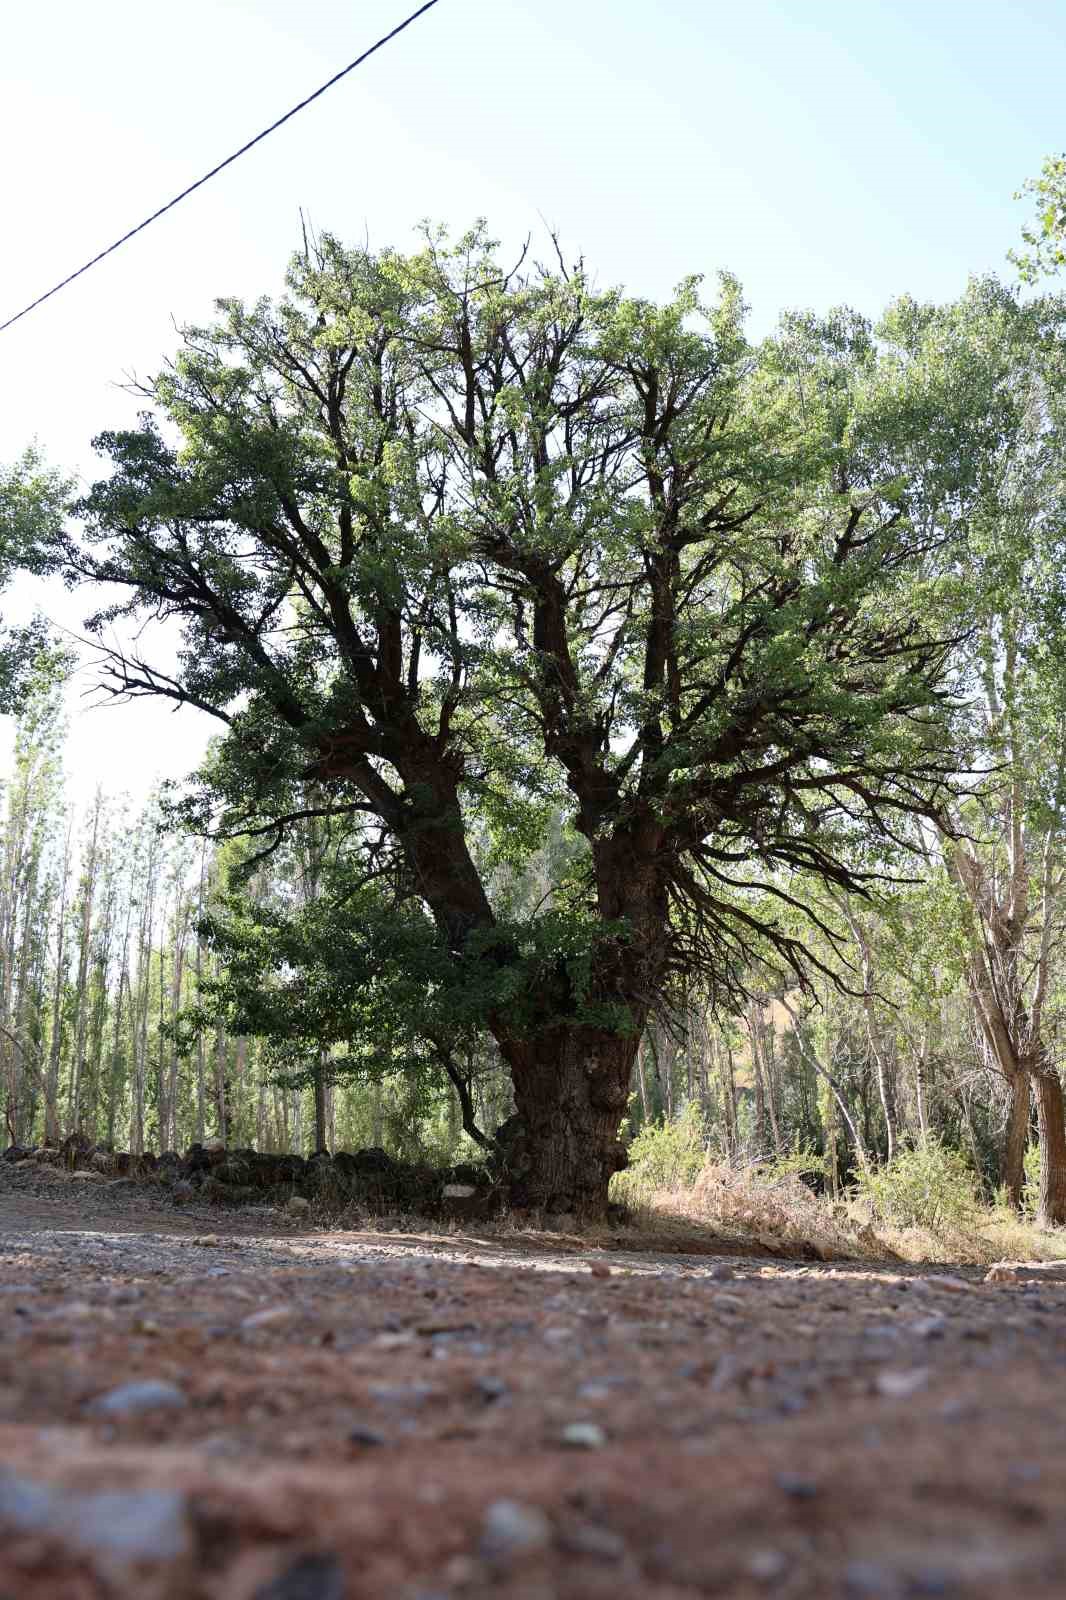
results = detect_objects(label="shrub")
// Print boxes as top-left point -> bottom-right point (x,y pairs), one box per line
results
854,1137 -> 980,1230
759,1148 -> 828,1188
613,1104 -> 706,1201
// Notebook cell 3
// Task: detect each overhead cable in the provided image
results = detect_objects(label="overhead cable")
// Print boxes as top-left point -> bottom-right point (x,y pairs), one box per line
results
0,0 -> 443,335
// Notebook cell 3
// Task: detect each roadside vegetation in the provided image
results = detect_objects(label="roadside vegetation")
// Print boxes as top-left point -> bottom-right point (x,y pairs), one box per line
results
614,1114 -> 1066,1266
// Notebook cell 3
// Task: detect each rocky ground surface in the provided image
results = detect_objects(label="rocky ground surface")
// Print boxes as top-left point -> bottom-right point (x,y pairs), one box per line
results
2,1161 -> 1066,1600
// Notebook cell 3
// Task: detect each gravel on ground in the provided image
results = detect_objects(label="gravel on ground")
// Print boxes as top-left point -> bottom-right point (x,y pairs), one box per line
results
2,1160 -> 1065,1599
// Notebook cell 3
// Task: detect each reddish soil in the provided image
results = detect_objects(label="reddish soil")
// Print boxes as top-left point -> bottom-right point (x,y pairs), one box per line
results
2,1163 -> 1065,1600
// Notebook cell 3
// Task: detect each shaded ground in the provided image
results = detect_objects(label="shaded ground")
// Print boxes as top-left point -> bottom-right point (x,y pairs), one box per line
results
2,1163 -> 1065,1599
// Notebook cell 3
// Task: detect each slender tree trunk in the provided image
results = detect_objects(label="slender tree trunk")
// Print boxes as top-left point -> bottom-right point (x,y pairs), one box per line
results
915,1023 -> 931,1139
11,853 -> 40,1144
782,1000 -> 869,1175
43,818 -> 73,1144
1002,1068 -> 1031,1210
106,878 -> 135,1149
370,1081 -> 383,1147
843,905 -> 897,1162
0,783 -> 27,1143
68,798 -> 101,1135
106,967 -> 128,1148
313,1053 -> 328,1152
194,844 -> 208,1145
825,1080 -> 840,1200
636,1041 -> 651,1123
155,897 -> 168,1148
83,877 -> 114,1143
719,1036 -> 738,1159
163,899 -> 188,1152
748,1001 -> 768,1156
214,1023 -> 227,1145
256,1071 -> 268,1150
233,1034 -> 247,1146
762,1011 -> 783,1155
1034,1067 -> 1066,1227
291,1086 -> 303,1154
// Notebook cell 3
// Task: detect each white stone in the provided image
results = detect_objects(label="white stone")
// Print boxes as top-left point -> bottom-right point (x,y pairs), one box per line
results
0,1473 -> 192,1569
875,1367 -> 930,1398
560,1422 -> 608,1449
480,1498 -> 552,1558
87,1379 -> 187,1416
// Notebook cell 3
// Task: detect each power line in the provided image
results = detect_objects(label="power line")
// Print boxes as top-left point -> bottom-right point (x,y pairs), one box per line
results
0,0 -> 443,336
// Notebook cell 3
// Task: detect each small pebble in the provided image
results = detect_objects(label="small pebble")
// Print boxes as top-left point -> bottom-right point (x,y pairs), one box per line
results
480,1498 -> 552,1558
876,1368 -> 929,1399
906,1570 -> 955,1596
368,1382 -> 439,1407
909,1317 -> 946,1339
775,1472 -> 819,1500
0,1474 -> 192,1568
746,1548 -> 787,1581
86,1379 -> 187,1416
577,1381 -> 613,1402
560,1422 -> 607,1450
473,1375 -> 508,1403
844,1560 -> 902,1597
938,1398 -> 978,1422
347,1425 -> 387,1448
241,1305 -> 292,1330
559,1522 -> 626,1560
253,1550 -> 346,1600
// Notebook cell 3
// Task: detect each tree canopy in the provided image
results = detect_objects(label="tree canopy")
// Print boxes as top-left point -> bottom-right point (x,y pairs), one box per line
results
0,451 -> 72,712
59,226 -> 1003,1213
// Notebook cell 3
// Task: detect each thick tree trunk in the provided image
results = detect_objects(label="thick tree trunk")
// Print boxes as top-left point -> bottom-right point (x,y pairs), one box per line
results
1034,1069 -> 1066,1227
495,1026 -> 635,1219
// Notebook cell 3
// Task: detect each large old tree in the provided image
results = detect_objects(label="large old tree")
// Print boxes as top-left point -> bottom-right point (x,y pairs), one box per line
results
67,228 -> 982,1216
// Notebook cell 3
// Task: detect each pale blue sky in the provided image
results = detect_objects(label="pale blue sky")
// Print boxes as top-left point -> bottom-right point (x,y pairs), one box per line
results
1,0 -> 1063,800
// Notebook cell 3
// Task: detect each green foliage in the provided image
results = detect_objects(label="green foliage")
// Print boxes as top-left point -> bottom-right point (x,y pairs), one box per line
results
1022,1142 -> 1043,1220
69,221 -> 989,1018
187,851 -> 637,1099
854,1137 -> 981,1230
759,1148 -> 828,1185
1012,154 -> 1066,282
614,1102 -> 707,1197
0,450 -> 73,712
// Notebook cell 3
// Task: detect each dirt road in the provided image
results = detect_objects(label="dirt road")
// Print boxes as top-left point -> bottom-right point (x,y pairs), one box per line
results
2,1164 -> 1065,1599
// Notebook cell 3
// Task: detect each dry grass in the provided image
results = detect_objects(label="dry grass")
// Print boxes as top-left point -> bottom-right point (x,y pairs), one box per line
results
871,1208 -> 1066,1268
617,1157 -> 1066,1267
